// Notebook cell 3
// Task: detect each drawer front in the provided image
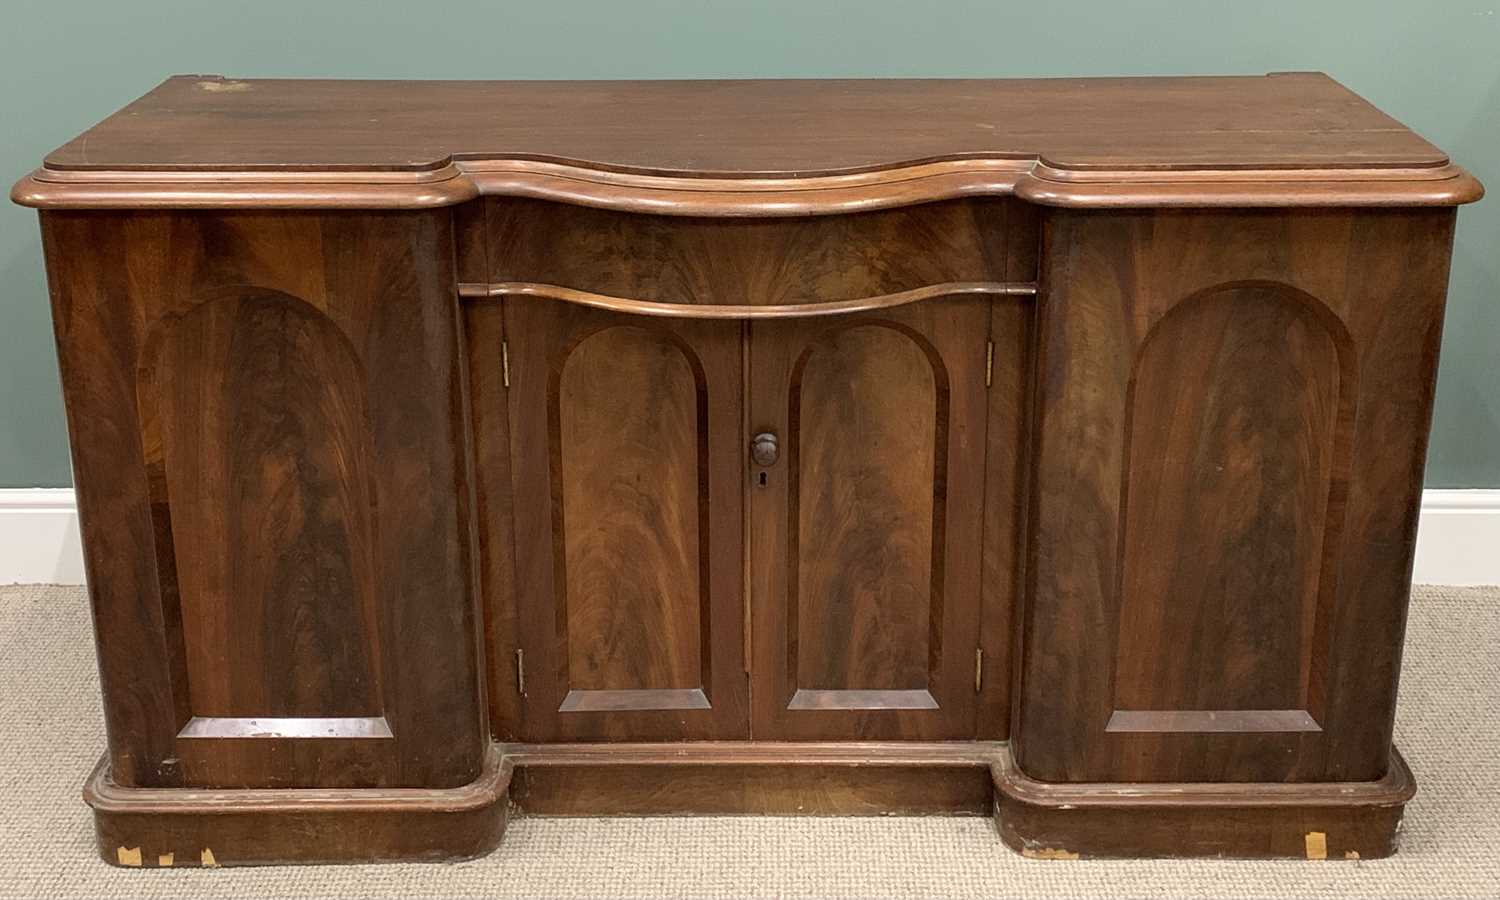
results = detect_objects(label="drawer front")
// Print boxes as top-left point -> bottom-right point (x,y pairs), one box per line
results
485,198 -> 1026,307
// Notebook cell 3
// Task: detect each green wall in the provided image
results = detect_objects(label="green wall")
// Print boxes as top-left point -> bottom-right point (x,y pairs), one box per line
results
2,0 -> 1496,487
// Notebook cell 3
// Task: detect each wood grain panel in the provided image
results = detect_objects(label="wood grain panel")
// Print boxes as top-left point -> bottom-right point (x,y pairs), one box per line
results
40,209 -> 485,790
141,291 -> 382,720
557,326 -> 706,696
1015,208 -> 1457,784
792,325 -> 939,696
751,298 -> 990,740
1113,286 -> 1352,719
501,300 -> 748,741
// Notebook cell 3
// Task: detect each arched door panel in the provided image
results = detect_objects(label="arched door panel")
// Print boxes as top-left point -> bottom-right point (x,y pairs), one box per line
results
749,297 -> 992,740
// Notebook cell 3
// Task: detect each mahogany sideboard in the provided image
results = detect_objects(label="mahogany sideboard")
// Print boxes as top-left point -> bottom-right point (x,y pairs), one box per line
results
12,73 -> 1483,866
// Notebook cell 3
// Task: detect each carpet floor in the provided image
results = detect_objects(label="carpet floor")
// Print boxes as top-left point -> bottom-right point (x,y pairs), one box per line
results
0,584 -> 1495,899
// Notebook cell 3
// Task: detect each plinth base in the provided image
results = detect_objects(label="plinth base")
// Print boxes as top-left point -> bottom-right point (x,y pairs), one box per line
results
85,741 -> 1415,865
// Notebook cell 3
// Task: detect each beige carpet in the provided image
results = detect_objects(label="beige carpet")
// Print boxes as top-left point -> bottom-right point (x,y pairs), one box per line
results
0,584 -> 1495,899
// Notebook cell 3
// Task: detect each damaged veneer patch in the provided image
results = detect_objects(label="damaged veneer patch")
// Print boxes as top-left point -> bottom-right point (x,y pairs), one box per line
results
1305,831 -> 1329,860
114,845 -> 219,867
1020,846 -> 1082,860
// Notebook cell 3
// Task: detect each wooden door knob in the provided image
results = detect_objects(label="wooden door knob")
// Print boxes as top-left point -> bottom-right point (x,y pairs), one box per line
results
751,432 -> 779,467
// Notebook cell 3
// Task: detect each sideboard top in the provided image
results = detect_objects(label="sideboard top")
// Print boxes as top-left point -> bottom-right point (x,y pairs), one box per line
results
13,73 -> 1483,212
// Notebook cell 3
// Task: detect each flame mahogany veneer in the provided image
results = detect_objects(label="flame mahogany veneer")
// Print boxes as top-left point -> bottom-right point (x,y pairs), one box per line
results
12,73 -> 1480,866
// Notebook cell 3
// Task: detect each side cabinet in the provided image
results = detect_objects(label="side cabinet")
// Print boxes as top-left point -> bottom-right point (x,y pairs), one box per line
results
43,210 -> 488,790
1015,208 -> 1457,783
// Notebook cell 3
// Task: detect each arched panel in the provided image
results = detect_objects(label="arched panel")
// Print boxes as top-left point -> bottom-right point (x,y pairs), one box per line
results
1111,282 -> 1355,733
787,322 -> 948,708
139,290 -> 383,724
552,325 -> 711,709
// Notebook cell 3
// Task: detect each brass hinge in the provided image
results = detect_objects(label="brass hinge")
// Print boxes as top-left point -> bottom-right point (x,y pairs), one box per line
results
975,648 -> 984,693
515,648 -> 526,695
502,340 -> 512,389
985,340 -> 994,388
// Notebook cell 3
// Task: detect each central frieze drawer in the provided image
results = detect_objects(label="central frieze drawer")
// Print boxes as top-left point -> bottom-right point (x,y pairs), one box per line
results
483,197 -> 1032,307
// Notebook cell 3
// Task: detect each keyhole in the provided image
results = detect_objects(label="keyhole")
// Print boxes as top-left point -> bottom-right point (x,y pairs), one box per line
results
757,471 -> 768,487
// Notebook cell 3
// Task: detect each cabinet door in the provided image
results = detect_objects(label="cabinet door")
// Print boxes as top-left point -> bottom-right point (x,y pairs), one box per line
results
505,301 -> 749,741
43,210 -> 486,789
1016,208 -> 1456,783
749,298 -> 991,740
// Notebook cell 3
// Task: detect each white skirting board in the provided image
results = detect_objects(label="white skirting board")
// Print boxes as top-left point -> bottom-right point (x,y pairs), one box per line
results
1,487 -> 1497,587
1410,490 -> 1500,586
0,489 -> 87,585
